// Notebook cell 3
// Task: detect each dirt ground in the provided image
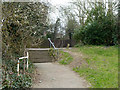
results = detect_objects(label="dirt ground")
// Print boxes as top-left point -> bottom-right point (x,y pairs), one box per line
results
62,49 -> 88,68
32,62 -> 90,88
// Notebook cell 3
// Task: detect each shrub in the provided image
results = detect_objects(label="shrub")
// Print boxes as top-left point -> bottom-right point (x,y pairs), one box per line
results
73,3 -> 118,46
2,59 -> 34,89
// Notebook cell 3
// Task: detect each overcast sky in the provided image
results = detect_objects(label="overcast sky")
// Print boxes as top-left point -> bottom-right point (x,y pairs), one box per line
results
47,0 -> 118,23
48,0 -> 72,6
46,0 -> 74,24
46,0 -> 73,33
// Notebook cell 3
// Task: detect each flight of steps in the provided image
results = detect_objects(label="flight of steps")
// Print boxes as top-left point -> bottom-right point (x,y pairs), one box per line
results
26,48 -> 53,63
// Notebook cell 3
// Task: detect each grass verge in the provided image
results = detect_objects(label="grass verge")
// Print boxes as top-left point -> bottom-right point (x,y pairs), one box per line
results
59,50 -> 73,65
59,45 -> 118,88
72,45 -> 118,88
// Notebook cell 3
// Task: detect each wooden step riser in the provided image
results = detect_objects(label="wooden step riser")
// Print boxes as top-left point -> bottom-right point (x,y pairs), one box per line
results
28,50 -> 52,63
31,59 -> 52,63
29,50 -> 50,58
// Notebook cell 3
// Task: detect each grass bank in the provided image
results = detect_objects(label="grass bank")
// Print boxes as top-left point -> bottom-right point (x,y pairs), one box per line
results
59,45 -> 118,88
59,50 -> 73,65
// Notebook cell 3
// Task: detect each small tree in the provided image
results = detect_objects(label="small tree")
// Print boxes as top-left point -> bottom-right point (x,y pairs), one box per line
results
73,1 -> 118,45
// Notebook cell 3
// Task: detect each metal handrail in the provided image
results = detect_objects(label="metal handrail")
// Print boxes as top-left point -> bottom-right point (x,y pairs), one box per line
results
48,38 -> 59,60
48,38 -> 56,49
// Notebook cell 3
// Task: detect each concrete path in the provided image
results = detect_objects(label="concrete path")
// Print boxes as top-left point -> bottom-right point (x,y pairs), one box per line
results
32,63 -> 90,88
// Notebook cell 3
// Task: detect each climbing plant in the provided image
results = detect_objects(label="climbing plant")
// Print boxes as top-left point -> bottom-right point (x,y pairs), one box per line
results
2,2 -> 50,88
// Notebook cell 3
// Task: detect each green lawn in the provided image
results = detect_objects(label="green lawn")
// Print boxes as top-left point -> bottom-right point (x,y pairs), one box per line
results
72,46 -> 118,88
60,45 -> 118,88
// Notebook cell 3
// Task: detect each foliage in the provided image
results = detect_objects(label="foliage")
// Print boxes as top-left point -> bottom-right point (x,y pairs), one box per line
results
53,18 -> 60,39
48,48 -> 55,57
74,43 -> 84,47
2,2 -> 50,88
2,59 -> 35,88
59,5 -> 79,40
2,2 -> 49,58
73,2 -> 118,45
71,46 -> 118,88
59,50 -> 73,65
48,48 -> 58,61
66,18 -> 78,40
46,18 -> 62,40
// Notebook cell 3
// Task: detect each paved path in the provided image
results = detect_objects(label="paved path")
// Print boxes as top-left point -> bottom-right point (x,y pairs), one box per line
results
32,63 -> 90,88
